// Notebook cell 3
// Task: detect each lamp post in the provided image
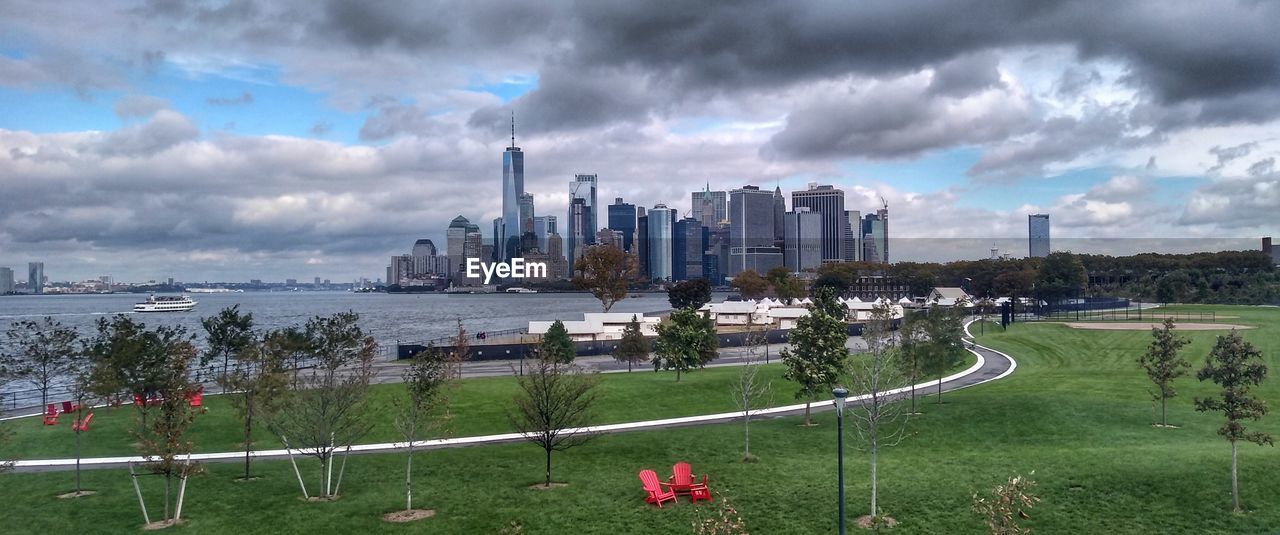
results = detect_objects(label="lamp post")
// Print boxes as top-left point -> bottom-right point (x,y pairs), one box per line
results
832,387 -> 849,535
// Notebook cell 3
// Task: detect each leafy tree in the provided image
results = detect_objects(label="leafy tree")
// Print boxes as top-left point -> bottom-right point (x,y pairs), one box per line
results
1035,252 -> 1086,306
1194,330 -> 1273,512
849,303 -> 911,522
668,278 -> 713,310
652,307 -> 719,381
730,270 -> 769,300
1138,318 -> 1191,427
200,305 -> 255,380
540,320 -> 577,366
814,263 -> 858,297
218,328 -> 291,480
972,472 -> 1040,535
811,286 -> 847,320
2,317 -> 81,408
268,312 -> 377,500
765,267 -> 806,303
572,244 -> 638,312
133,330 -> 202,527
395,346 -> 452,514
85,316 -> 187,432
921,304 -> 967,404
509,356 -> 599,487
612,315 -> 650,372
781,298 -> 849,425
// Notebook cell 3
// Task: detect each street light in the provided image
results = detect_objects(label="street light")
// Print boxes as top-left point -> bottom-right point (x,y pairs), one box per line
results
832,386 -> 849,535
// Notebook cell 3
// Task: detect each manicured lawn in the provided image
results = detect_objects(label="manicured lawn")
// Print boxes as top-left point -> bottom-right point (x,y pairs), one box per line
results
2,306 -> 1277,533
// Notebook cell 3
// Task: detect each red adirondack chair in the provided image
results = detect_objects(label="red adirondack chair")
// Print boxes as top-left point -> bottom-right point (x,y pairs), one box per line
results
60,400 -> 80,414
668,462 -> 710,501
638,469 -> 677,508
72,413 -> 94,432
42,404 -> 59,426
133,393 -> 145,407
186,387 -> 203,408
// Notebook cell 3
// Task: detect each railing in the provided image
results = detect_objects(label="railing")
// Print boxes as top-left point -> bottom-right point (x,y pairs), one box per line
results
1032,307 -> 1216,323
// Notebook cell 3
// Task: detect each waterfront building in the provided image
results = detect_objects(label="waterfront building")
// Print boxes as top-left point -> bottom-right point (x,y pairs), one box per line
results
0,267 -> 13,294
791,183 -> 847,262
501,116 -> 525,261
773,186 -> 786,243
862,207 -> 889,264
1029,213 -> 1050,258
690,185 -> 728,226
647,204 -> 675,281
532,215 -> 558,252
566,174 -> 598,263
28,262 -> 43,294
705,225 -> 730,284
518,193 -> 535,234
784,208 -> 822,272
606,197 -> 637,253
447,215 -> 471,280
843,210 -> 862,262
545,232 -> 569,279
389,254 -> 413,286
728,186 -> 784,276
673,217 -> 706,281
636,210 -> 649,280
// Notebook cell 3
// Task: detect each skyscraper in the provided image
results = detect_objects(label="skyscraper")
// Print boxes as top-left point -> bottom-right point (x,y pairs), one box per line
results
607,197 -> 637,253
690,185 -> 728,226
518,193 -> 535,234
1029,213 -> 1050,258
647,204 -> 675,280
532,215 -> 557,252
673,217 -> 706,281
447,215 -> 478,281
567,174 -> 598,262
0,267 -> 14,294
501,116 -> 525,261
28,262 -> 43,294
1265,237 -> 1278,265
784,208 -> 822,271
728,186 -> 784,276
492,217 -> 504,261
773,186 -> 786,243
791,184 -> 846,262
843,210 -> 862,262
862,212 -> 888,264
636,209 -> 649,280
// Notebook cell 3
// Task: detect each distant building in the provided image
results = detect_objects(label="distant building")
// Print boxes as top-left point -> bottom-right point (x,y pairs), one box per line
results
690,185 -> 728,226
388,255 -> 413,286
606,197 -> 637,253
843,210 -> 862,262
773,186 -> 786,243
791,184 -> 846,262
532,215 -> 557,252
0,267 -> 14,294
446,215 -> 474,280
545,232 -> 569,279
518,193 -> 535,234
647,204 -> 675,280
595,228 -> 624,250
673,217 -> 706,281
862,210 -> 889,264
1265,236 -> 1279,265
567,174 -> 598,263
28,262 -> 43,294
636,211 -> 649,279
1029,213 -> 1050,258
501,117 -> 525,261
784,208 -> 822,272
705,225 -> 730,284
728,185 -> 784,276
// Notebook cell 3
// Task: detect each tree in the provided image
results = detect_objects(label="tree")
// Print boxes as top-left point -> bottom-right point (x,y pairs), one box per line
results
849,303 -> 911,522
781,296 -> 849,425
509,356 -> 599,487
732,330 -> 771,462
972,472 -> 1040,535
612,315 -> 650,372
200,305 -> 255,381
1138,318 -> 1191,427
85,316 -> 186,433
730,270 -> 769,300
1194,330 -> 1273,512
394,346 -> 452,515
540,320 -> 577,366
67,370 -> 96,497
765,267 -> 806,303
652,308 -> 719,381
896,312 -> 928,414
572,244 -> 638,312
268,312 -> 377,500
921,304 -> 967,404
2,317 -> 82,408
217,328 -> 290,480
132,330 -> 202,528
1035,252 -> 1086,306
448,318 -> 469,380
668,278 -> 713,310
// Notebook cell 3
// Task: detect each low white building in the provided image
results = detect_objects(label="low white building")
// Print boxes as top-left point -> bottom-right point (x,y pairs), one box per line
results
838,297 -> 905,322
928,287 -> 972,307
528,312 -> 660,342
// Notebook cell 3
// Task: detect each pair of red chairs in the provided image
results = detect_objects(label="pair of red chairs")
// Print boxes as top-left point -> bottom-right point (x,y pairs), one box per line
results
638,462 -> 712,507
42,401 -> 83,425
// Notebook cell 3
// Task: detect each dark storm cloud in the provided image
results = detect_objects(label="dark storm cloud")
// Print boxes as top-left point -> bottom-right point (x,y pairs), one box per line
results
967,105 -> 1145,180
927,53 -> 1005,98
468,65 -> 656,134
359,100 -> 449,141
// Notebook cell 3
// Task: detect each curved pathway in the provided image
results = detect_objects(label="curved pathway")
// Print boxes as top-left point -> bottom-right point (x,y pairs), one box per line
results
10,320 -> 1017,473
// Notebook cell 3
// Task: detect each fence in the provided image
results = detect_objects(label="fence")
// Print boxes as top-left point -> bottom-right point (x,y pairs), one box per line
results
1034,306 -> 1216,323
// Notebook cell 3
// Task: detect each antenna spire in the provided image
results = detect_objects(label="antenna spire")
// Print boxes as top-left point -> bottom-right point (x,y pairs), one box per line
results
510,111 -> 516,148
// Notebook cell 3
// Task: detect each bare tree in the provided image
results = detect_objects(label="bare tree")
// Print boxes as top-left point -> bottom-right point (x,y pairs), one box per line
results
572,244 -> 638,312
217,328 -> 290,481
132,332 -> 202,528
732,329 -> 772,462
447,318 -> 469,380
67,370 -> 97,497
847,303 -> 911,524
268,312 -> 377,500
1139,318 -> 1190,428
509,355 -> 599,487
393,346 -> 452,515
2,317 -> 82,408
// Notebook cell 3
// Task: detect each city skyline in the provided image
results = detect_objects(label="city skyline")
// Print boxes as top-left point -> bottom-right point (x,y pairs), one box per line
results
1,2 -> 1277,281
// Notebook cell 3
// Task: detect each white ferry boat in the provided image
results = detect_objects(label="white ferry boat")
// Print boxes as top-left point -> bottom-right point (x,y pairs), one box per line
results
505,287 -> 538,294
133,294 -> 198,312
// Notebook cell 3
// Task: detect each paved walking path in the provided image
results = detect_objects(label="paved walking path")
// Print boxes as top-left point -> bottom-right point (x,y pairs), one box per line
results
8,320 -> 1016,473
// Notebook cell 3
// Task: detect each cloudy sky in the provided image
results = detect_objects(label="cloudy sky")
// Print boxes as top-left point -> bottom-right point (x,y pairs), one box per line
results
1,1 -> 1277,283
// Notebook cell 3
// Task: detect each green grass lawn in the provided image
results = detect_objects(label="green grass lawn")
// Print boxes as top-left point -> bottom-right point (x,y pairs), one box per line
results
2,306 -> 1277,533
